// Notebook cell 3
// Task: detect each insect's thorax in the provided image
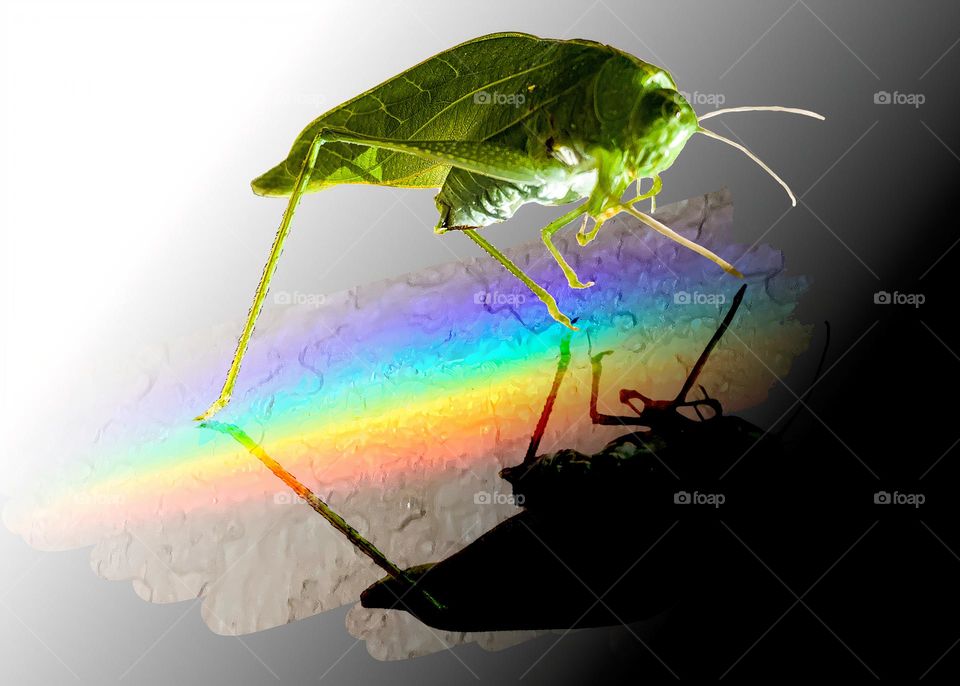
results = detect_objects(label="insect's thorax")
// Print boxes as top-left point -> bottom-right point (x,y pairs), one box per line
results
434,54 -> 696,230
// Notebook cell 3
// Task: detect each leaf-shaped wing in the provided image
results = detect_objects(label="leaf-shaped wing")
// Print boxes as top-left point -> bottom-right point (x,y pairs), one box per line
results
251,32 -> 616,196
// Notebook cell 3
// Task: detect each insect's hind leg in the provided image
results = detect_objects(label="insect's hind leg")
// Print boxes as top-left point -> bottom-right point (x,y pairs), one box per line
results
195,133 -> 326,421
461,229 -> 577,330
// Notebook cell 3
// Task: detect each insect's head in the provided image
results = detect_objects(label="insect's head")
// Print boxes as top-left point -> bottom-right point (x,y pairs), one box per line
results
621,71 -> 826,206
626,88 -> 699,177
614,57 -> 825,206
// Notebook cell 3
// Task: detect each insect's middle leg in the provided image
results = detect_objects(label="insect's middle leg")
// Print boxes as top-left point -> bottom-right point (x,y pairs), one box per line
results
540,206 -> 594,289
577,176 -> 662,248
460,228 -> 577,330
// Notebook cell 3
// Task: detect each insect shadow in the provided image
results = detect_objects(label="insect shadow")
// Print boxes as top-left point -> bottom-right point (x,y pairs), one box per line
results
204,284 -> 826,632
200,285 -> 830,631
357,284 -> 788,631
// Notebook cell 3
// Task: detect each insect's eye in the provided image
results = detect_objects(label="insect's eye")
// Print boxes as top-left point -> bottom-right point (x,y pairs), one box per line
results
660,99 -> 682,121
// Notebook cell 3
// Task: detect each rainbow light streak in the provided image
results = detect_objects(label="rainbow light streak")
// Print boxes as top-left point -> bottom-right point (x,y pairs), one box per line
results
4,190 -> 810,552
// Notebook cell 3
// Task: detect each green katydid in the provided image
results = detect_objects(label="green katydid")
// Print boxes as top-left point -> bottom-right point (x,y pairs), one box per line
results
196,32 -> 822,421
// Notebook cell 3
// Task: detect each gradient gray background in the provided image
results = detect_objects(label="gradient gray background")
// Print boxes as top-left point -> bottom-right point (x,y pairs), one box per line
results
2,0 -> 959,682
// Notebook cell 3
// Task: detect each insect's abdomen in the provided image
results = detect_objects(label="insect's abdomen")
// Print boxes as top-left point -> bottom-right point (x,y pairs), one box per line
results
436,168 -> 597,229
436,170 -> 527,229
434,111 -> 600,229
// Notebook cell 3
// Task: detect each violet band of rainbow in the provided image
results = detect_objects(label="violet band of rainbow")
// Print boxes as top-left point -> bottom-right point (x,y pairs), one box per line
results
4,190 -> 811,549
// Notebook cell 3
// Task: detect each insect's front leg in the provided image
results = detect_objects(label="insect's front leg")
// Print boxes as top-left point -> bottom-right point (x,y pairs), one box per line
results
573,157 -> 631,248
632,175 -> 662,213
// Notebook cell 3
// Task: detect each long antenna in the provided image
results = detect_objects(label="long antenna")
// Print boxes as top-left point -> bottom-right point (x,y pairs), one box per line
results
698,106 -> 825,122
697,127 -> 798,206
